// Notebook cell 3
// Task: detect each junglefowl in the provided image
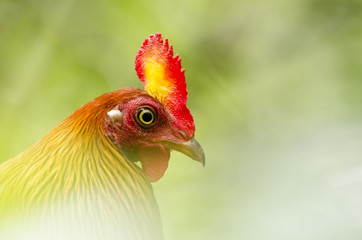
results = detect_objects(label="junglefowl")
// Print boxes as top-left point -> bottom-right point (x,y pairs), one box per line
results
0,33 -> 205,240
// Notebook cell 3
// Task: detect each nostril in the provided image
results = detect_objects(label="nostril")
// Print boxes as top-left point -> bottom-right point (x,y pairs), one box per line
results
176,129 -> 189,141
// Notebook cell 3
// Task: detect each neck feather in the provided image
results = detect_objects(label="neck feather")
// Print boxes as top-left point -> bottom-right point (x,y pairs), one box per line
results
0,89 -> 162,239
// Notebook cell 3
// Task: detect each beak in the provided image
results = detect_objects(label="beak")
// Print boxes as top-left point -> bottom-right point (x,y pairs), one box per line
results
156,138 -> 205,166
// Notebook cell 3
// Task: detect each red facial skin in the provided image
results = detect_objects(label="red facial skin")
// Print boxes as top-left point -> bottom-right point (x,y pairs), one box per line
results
104,89 -> 192,182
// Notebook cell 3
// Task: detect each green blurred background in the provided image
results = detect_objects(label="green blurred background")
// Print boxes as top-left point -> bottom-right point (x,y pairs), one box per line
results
1,0 -> 362,239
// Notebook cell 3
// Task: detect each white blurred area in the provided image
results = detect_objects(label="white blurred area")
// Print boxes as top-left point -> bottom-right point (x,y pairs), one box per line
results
228,125 -> 362,240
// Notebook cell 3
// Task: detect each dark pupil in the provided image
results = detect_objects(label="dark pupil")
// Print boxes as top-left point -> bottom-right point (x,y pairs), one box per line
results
142,111 -> 153,123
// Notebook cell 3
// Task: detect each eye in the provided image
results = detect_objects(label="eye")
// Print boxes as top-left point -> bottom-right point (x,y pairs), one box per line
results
136,107 -> 156,128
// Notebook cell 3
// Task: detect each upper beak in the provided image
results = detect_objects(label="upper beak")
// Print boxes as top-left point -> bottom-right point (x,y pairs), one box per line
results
156,138 -> 205,166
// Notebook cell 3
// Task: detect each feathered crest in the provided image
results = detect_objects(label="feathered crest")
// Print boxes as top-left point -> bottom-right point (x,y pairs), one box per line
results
135,33 -> 195,135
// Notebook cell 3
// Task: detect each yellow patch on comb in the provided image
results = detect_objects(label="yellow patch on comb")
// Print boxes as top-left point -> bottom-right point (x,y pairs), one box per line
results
144,58 -> 172,102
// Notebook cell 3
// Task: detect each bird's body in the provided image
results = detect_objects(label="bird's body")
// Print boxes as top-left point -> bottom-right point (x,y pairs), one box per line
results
0,34 -> 204,240
0,89 -> 162,239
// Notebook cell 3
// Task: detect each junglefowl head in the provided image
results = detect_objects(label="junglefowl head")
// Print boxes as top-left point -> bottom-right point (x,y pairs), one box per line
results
104,33 -> 204,182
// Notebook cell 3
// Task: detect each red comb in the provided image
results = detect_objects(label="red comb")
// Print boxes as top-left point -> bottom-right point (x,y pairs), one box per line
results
135,33 -> 195,136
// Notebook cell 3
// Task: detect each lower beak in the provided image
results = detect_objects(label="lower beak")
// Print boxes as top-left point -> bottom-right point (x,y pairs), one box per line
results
156,138 -> 205,166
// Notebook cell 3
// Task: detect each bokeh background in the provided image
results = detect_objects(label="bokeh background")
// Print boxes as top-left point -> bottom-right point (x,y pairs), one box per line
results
1,0 -> 362,239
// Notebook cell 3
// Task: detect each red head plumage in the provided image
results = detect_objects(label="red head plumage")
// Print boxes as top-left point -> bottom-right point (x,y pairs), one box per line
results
135,33 -> 195,137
